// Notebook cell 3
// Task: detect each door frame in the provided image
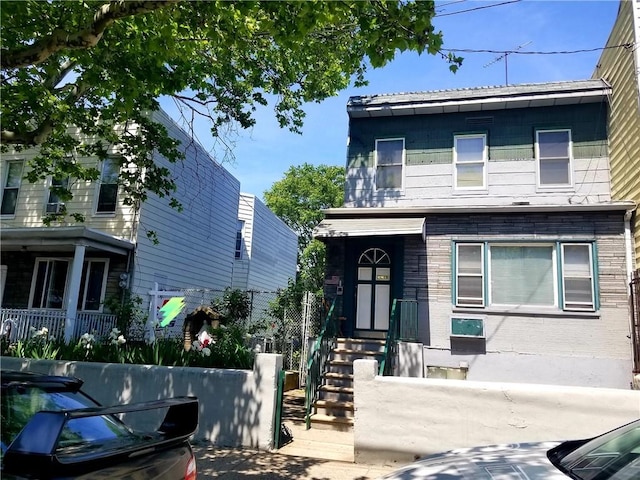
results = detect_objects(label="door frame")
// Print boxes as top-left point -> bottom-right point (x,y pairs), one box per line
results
343,237 -> 404,338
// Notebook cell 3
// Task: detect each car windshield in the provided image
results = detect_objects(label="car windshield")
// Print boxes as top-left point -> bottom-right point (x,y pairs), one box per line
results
1,384 -> 134,457
555,421 -> 640,480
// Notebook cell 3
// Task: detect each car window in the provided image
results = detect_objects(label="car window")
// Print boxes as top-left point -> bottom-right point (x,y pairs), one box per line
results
1,386 -> 133,456
557,422 -> 640,480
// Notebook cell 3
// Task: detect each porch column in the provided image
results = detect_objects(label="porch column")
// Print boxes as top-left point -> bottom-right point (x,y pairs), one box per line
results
64,244 -> 85,343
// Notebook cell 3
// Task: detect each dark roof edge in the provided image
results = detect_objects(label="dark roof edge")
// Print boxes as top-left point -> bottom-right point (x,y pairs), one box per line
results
347,79 -> 611,111
322,202 -> 636,218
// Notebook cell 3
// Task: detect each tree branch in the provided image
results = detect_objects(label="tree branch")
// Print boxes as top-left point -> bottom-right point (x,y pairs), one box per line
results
2,1 -> 180,69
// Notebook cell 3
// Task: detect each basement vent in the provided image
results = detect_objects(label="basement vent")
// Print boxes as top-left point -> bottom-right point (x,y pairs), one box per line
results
465,116 -> 494,126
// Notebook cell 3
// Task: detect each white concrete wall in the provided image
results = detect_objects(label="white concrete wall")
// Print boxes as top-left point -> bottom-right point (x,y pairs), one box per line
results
353,359 -> 640,465
423,346 -> 633,388
1,353 -> 282,450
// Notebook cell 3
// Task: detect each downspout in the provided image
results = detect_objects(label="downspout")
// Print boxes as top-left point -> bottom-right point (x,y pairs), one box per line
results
625,208 -> 636,284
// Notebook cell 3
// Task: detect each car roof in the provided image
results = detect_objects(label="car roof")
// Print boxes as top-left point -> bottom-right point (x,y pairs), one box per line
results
1,369 -> 83,390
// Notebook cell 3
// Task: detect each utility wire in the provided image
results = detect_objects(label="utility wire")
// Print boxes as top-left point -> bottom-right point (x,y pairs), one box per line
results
441,43 -> 634,55
435,0 -> 521,17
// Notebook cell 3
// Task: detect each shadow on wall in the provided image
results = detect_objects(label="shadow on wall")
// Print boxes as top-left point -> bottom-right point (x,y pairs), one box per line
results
1,354 -> 282,449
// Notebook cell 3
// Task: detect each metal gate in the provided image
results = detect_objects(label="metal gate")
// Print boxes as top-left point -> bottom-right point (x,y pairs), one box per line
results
630,269 -> 640,373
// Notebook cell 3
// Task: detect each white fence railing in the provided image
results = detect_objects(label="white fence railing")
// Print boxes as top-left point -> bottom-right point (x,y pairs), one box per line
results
0,309 -> 117,342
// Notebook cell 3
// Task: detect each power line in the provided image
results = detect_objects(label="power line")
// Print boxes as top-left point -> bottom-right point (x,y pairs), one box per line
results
442,43 -> 634,56
435,0 -> 521,17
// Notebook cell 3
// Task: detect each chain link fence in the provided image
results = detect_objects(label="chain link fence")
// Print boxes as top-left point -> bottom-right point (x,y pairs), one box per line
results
142,287 -> 325,377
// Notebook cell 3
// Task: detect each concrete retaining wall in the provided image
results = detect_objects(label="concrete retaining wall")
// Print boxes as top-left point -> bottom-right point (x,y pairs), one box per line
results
1,354 -> 282,449
354,359 -> 640,465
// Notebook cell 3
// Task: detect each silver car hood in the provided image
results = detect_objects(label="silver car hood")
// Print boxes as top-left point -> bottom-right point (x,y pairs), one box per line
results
379,442 -> 568,480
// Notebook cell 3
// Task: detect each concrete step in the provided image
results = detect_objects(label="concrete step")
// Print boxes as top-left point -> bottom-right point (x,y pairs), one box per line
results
308,413 -> 354,431
313,399 -> 354,418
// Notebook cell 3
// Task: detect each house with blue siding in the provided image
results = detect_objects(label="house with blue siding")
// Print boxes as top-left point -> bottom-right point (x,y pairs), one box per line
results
314,80 -> 635,390
232,193 -> 298,292
0,109 -> 242,341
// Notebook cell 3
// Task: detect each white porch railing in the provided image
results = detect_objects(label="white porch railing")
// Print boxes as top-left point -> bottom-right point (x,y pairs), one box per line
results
0,309 -> 117,342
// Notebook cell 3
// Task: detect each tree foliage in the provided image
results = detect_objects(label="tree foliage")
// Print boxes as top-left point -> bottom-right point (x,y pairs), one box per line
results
1,1 -> 460,215
264,163 -> 345,250
264,163 -> 345,294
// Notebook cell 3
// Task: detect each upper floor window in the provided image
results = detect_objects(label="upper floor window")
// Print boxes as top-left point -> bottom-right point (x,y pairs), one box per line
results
375,138 -> 404,190
235,220 -> 245,259
536,130 -> 572,188
46,176 -> 69,214
454,241 -> 596,312
454,134 -> 487,190
1,160 -> 24,216
96,157 -> 119,213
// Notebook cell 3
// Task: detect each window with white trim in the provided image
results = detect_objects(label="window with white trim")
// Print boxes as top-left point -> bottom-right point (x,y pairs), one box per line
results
96,157 -> 119,213
455,244 -> 484,307
536,130 -> 572,188
375,138 -> 404,190
29,258 -> 109,311
235,220 -> 245,259
46,175 -> 70,214
78,259 -> 109,311
30,259 -> 70,309
561,244 -> 594,310
454,241 -> 596,311
1,160 -> 24,216
454,134 -> 486,189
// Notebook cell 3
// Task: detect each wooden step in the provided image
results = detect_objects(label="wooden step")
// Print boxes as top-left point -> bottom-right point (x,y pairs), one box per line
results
320,384 -> 353,393
308,413 -> 354,431
323,372 -> 353,381
322,372 -> 353,388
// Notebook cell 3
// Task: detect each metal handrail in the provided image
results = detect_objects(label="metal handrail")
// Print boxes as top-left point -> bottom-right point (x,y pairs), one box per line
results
379,299 -> 399,376
304,298 -> 338,429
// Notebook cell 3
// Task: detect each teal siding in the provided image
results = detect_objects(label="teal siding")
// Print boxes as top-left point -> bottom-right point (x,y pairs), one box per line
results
347,103 -> 609,168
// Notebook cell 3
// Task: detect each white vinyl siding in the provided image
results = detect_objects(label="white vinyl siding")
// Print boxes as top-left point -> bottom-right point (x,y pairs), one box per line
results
454,134 -> 487,190
536,129 -> 573,188
133,109 -> 241,295
454,241 -> 596,312
375,138 -> 404,190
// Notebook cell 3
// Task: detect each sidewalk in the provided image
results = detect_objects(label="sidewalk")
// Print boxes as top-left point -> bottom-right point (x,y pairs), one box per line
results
193,443 -> 397,479
193,389 -> 403,479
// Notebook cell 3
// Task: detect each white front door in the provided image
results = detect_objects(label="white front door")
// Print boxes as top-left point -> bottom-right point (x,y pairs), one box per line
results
355,248 -> 391,331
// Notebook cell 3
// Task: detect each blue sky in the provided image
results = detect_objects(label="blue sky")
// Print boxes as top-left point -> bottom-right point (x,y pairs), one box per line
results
162,0 -> 620,201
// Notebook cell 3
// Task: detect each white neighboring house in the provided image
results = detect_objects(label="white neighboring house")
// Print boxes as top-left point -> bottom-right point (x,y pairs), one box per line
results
0,109 -> 240,341
232,193 -> 298,292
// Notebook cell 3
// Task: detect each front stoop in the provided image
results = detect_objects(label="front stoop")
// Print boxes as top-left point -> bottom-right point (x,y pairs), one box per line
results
308,337 -> 385,431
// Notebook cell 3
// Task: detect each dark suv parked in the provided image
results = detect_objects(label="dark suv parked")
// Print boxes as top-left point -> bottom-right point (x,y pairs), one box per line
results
1,370 -> 198,479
